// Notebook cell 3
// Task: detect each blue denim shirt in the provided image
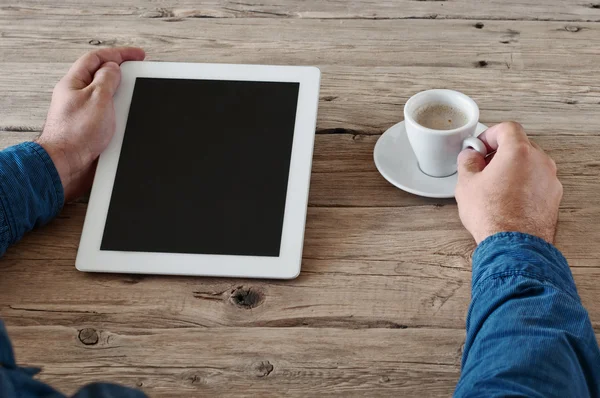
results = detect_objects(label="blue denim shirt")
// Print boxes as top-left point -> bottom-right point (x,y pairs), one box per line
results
0,142 -> 598,397
0,143 -> 145,397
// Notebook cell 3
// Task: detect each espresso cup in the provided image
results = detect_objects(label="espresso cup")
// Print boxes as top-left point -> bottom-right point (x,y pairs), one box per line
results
404,89 -> 487,178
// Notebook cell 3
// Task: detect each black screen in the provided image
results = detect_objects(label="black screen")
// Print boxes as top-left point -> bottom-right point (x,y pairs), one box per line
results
100,78 -> 300,257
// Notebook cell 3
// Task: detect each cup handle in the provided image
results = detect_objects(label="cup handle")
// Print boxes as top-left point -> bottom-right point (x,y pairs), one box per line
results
462,137 -> 487,156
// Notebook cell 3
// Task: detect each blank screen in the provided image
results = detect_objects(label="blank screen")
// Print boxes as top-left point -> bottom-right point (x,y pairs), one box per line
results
100,78 -> 300,257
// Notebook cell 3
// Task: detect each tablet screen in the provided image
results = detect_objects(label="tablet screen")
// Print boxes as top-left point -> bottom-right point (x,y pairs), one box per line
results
100,78 -> 300,257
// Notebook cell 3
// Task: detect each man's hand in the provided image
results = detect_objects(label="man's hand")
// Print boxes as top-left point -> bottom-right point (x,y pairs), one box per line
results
36,47 -> 145,202
455,122 -> 563,244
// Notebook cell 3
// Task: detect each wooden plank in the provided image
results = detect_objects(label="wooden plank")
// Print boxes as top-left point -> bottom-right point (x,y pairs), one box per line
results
3,130 -> 598,210
309,134 -> 600,210
2,0 -> 600,22
2,203 -> 600,332
0,18 -> 599,74
1,64 -> 600,135
7,326 -> 464,397
2,191 -> 598,271
0,257 -> 473,330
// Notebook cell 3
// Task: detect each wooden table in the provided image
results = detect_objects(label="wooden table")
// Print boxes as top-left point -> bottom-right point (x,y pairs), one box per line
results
1,1 -> 599,396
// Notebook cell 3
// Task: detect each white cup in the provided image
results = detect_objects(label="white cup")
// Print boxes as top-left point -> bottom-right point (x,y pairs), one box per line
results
404,89 -> 487,178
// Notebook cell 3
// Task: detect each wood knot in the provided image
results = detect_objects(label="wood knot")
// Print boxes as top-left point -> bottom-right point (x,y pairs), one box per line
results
476,60 -> 488,68
88,39 -> 102,46
252,360 -> 273,377
590,3 -> 600,9
474,22 -> 484,29
188,374 -> 203,384
379,375 -> 391,383
78,328 -> 99,345
141,8 -> 175,18
321,95 -> 338,102
230,286 -> 264,309
565,99 -> 578,105
565,25 -> 582,32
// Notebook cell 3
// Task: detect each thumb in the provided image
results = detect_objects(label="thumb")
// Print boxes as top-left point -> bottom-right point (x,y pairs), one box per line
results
90,61 -> 121,96
457,148 -> 486,176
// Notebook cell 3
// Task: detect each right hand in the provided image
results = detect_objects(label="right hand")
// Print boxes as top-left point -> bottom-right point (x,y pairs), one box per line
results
455,122 -> 563,244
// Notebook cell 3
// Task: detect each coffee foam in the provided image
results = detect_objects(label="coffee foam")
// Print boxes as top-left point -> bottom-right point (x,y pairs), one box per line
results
414,103 -> 468,131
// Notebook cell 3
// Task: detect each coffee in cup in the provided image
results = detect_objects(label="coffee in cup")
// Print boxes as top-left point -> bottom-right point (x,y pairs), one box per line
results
404,89 -> 487,178
415,103 -> 469,131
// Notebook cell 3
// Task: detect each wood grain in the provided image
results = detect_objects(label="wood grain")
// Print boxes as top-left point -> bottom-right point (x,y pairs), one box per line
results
2,64 -> 600,135
0,17 -> 599,73
3,0 -> 600,22
3,131 -> 599,210
1,2 -> 600,396
7,325 -> 464,397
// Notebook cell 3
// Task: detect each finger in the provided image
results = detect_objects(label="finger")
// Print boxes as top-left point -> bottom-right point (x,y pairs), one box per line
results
65,47 -> 145,89
457,148 -> 486,176
478,121 -> 529,152
90,61 -> 121,97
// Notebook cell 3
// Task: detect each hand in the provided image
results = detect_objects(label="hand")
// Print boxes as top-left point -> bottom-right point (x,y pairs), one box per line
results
455,122 -> 563,244
36,47 -> 146,202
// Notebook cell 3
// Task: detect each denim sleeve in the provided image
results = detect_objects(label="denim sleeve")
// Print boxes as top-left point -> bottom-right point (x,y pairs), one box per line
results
0,142 -> 64,255
454,232 -> 600,397
0,143 -> 147,397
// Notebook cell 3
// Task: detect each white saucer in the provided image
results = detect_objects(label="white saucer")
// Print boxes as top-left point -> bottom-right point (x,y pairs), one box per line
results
374,121 -> 488,198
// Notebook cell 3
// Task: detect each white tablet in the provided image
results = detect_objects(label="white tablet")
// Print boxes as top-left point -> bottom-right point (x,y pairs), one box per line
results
76,62 -> 320,279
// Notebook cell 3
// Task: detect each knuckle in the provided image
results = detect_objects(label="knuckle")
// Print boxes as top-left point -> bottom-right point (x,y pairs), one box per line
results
512,142 -> 531,158
503,121 -> 524,132
498,121 -> 528,144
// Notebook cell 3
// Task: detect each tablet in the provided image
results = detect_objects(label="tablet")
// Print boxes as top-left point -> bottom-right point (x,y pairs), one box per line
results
76,62 -> 320,279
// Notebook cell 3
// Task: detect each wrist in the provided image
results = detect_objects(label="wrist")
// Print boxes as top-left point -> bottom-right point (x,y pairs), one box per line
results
35,139 -> 79,201
475,226 -> 556,245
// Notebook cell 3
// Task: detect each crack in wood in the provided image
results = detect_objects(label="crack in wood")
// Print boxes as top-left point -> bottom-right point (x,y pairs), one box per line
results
8,305 -> 99,314
193,288 -> 229,301
316,127 -> 375,135
0,126 -> 42,133
431,280 -> 464,315
252,316 -> 418,329
122,11 -> 600,22
221,6 -> 290,17
122,275 -> 146,285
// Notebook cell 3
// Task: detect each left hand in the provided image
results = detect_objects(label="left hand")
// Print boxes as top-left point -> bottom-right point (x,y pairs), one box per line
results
37,47 -> 145,202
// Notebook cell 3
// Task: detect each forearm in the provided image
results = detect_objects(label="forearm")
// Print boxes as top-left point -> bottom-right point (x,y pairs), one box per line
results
0,142 -> 63,256
455,232 -> 600,397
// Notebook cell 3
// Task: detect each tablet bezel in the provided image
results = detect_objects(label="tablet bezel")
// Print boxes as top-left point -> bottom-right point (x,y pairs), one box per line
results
75,61 -> 320,279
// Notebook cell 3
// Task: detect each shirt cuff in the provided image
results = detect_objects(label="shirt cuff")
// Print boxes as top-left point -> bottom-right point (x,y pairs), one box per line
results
0,142 -> 64,245
472,232 -> 578,301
